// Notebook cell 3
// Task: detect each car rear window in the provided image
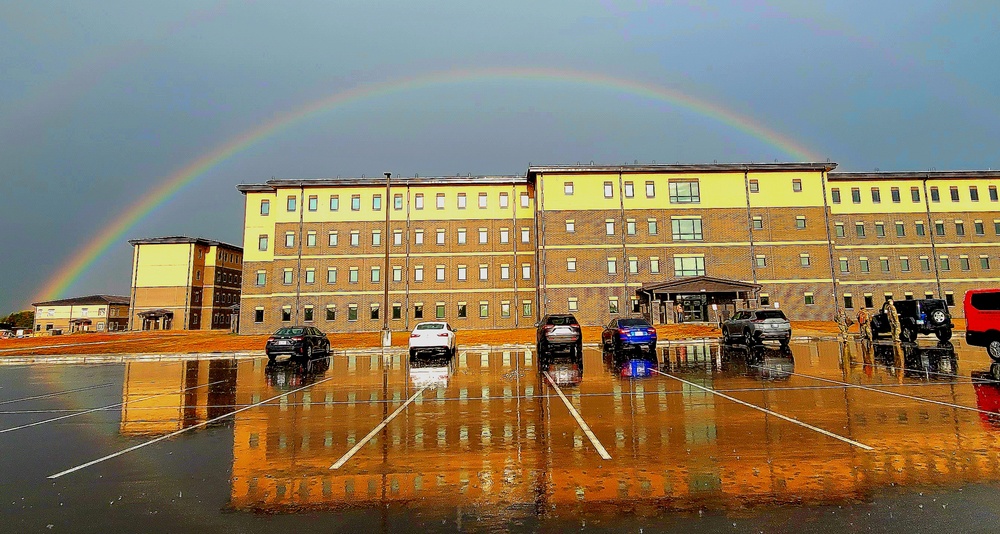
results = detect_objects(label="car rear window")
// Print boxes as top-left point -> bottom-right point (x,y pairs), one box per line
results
416,323 -> 444,330
547,316 -> 577,325
971,292 -> 1000,311
275,327 -> 305,335
619,319 -> 651,327
754,310 -> 787,320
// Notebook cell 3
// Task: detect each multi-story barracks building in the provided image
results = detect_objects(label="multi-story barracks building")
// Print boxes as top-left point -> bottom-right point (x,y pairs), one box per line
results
236,163 -> 1000,334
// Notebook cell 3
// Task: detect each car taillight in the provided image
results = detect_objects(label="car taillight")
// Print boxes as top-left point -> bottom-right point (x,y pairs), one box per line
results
570,323 -> 580,329
437,332 -> 450,337
410,334 -> 420,338
267,337 -> 275,342
292,336 -> 304,341
543,325 -> 554,331
751,319 -> 765,323
618,328 -> 629,335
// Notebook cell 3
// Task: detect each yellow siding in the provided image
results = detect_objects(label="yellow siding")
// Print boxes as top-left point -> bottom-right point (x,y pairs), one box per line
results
243,191 -> 277,263
133,243 -> 193,287
747,171 -> 826,208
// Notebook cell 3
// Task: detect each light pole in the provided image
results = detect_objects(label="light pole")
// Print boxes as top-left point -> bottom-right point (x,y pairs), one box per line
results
381,171 -> 392,347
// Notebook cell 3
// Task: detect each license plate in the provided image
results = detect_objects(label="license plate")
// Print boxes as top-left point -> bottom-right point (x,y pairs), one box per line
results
278,340 -> 289,345
917,320 -> 924,325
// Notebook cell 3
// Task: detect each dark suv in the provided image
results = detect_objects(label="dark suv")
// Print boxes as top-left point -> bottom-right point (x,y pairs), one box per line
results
870,299 -> 953,342
536,314 -> 583,358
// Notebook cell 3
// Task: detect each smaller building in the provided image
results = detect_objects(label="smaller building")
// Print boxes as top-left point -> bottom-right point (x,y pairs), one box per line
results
32,295 -> 130,334
128,236 -> 244,331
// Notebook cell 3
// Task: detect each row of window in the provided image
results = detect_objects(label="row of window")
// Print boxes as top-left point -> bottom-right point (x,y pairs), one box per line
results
254,300 -> 535,323
564,180 -> 702,203
837,254 -> 990,274
216,271 -> 241,285
259,227 -> 532,251
257,263 -> 535,286
261,191 -> 532,216
841,292 -> 957,309
834,219 -> 999,238
831,184 -> 998,205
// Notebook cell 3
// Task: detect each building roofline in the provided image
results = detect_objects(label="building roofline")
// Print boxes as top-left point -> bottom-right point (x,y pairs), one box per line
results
527,162 -> 837,175
237,175 -> 527,193
32,294 -> 130,307
127,236 -> 243,251
829,170 -> 1000,181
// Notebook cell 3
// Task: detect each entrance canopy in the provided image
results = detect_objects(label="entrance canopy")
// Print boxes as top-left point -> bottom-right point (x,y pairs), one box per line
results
638,275 -> 760,301
637,275 -> 761,324
138,309 -> 174,319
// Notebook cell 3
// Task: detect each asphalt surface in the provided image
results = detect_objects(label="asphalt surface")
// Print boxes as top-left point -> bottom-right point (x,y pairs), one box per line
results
3,339 -> 1000,532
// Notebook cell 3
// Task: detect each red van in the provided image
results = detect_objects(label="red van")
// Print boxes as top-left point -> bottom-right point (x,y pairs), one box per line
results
965,289 -> 1000,360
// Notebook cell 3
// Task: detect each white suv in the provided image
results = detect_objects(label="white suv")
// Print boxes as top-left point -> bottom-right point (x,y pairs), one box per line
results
408,322 -> 457,358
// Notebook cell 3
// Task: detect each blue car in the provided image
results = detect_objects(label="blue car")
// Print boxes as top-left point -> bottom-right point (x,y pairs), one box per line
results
601,318 -> 657,353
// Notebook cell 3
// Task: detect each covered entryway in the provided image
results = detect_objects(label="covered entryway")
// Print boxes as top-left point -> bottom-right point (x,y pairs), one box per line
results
637,275 -> 761,325
68,318 -> 92,333
138,309 -> 174,331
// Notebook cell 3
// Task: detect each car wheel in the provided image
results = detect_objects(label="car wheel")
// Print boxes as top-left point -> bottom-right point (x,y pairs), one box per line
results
930,310 -> 947,325
900,325 -> 916,343
744,329 -> 754,347
267,353 -> 275,363
988,339 -> 1000,361
722,327 -> 730,344
305,345 -> 313,359
538,341 -> 547,357
409,348 -> 416,359
936,328 -> 952,342
779,337 -> 790,348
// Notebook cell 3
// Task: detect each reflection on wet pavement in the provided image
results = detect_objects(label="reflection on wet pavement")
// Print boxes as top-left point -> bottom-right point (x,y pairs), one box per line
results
7,339 -> 1000,528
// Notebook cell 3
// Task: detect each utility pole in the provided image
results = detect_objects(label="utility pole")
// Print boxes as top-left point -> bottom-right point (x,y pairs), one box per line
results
381,172 -> 392,347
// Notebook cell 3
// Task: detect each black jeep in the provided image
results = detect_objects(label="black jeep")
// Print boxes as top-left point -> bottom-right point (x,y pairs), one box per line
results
870,298 -> 953,342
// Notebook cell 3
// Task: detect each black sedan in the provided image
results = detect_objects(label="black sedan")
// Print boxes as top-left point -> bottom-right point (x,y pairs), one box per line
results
265,326 -> 331,361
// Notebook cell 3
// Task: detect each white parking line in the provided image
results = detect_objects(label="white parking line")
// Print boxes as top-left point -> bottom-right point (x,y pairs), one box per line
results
330,386 -> 428,470
652,369 -> 874,451
48,375 -> 338,479
542,371 -> 612,460
760,366 -> 1000,417
0,383 -> 114,405
1,379 -> 229,435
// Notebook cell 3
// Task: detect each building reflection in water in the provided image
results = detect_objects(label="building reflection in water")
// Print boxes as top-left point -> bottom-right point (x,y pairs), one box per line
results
120,359 -> 237,435
119,343 -> 1000,517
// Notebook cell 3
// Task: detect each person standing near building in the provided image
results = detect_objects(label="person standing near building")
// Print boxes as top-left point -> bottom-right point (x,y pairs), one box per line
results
834,307 -> 852,340
886,298 -> 901,343
675,302 -> 684,323
857,306 -> 872,342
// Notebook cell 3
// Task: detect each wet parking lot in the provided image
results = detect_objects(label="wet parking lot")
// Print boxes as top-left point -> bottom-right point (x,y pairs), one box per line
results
4,340 -> 1000,532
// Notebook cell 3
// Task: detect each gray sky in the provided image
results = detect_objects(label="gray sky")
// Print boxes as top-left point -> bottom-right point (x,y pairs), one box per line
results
2,1 -> 998,314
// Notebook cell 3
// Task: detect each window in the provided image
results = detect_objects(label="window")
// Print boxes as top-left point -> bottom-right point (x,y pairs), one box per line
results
521,228 -> 530,243
392,266 -> 402,282
350,231 -> 360,247
626,219 -> 636,235
608,297 -> 619,314
971,186 -> 979,201
879,257 -> 889,272
851,188 -> 861,203
306,231 -> 317,247
349,267 -> 359,283
859,257 -> 870,273
628,257 -> 639,274
371,304 -> 380,320
567,257 -> 576,272
650,257 -> 660,274
256,270 -> 266,285
281,306 -> 292,322
564,182 -> 574,195
521,263 -> 531,280
415,193 -> 424,210
669,181 -> 700,203
457,265 -> 467,281
304,306 -> 314,322
796,216 -> 806,229
800,254 -> 811,267
674,256 -> 705,276
920,256 -> 931,271
414,229 -> 424,245
457,193 -> 467,209
327,231 -> 338,247
648,218 -> 658,235
996,220 -> 1000,235
839,258 -> 849,273
624,181 -> 634,198
991,186 -> 999,201
960,255 -> 971,271
752,216 -> 763,230
283,269 -> 293,285
394,194 -> 403,210
956,221 -> 965,236
285,232 -> 295,248
871,188 -> 881,203
940,256 -> 950,271
755,255 -> 766,268
792,179 -> 802,192
479,302 -> 488,318
393,303 -> 402,320
260,199 -> 270,216
864,294 -> 874,308
436,266 -> 445,282
895,222 -> 905,237
844,295 -> 854,309
478,193 -> 487,208
351,195 -> 361,211
672,218 -> 703,240
891,187 -> 900,203
911,187 -> 920,202
855,223 -> 865,237
950,186 -> 960,202
479,228 -> 488,244
414,304 -> 423,319
435,193 -> 445,210
327,268 -> 337,283
255,308 -> 264,323
436,229 -> 445,245
935,221 -> 945,236
981,256 -> 991,269
287,196 -> 297,212
607,257 -> 617,274
521,191 -> 530,208
455,302 -> 467,319
916,221 -> 926,236
568,297 -> 579,312
307,195 -> 318,211
479,264 -> 488,280
500,264 -> 510,279
975,221 -> 985,235
606,220 -> 615,235
372,230 -> 381,246
258,235 -> 268,251
875,222 -> 885,237
522,300 -> 532,318
393,230 -> 402,246
930,186 -> 940,202
831,188 -> 841,203
435,303 -> 445,319
760,294 -> 770,306
604,182 -> 614,198
372,194 -> 382,211
371,267 -> 380,283
749,179 -> 759,193
330,195 -> 340,211
646,181 -> 655,198
500,228 -> 509,244
804,293 -> 815,305
565,220 -> 575,233
457,228 -> 467,245
305,268 -> 316,284
834,223 -> 845,238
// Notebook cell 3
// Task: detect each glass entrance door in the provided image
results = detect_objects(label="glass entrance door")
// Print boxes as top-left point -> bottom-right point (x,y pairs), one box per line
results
680,295 -> 707,322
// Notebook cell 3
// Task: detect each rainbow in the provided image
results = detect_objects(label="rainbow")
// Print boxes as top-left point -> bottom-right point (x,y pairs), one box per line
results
34,66 -> 823,303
